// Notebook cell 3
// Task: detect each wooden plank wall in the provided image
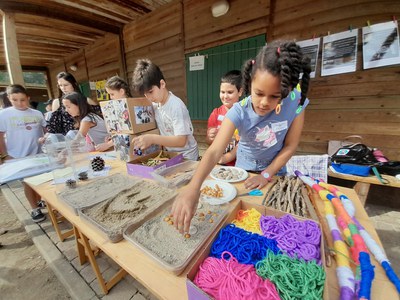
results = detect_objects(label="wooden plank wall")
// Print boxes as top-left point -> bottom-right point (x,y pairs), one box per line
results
123,1 -> 186,101
47,33 -> 123,100
183,0 -> 269,53
270,0 -> 400,160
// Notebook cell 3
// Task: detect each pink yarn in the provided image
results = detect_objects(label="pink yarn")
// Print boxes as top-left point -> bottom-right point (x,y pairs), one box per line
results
194,251 -> 280,300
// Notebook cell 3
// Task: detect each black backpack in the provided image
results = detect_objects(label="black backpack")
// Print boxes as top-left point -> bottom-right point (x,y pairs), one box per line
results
331,144 -> 378,165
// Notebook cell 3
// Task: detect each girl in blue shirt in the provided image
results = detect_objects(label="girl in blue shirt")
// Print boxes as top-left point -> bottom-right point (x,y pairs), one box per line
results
172,40 -> 312,233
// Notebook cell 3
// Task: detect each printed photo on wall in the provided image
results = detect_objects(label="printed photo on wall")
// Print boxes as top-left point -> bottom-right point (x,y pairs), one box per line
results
96,80 -> 110,101
362,21 -> 400,69
321,30 -> 358,76
134,106 -> 154,125
297,38 -> 320,78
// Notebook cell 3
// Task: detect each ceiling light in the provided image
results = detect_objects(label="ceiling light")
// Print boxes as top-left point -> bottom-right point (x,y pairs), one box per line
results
211,0 -> 229,17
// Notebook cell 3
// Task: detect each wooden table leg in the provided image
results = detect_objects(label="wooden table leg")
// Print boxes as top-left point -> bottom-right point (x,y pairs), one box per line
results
74,227 -> 127,294
354,182 -> 370,206
46,202 -> 74,242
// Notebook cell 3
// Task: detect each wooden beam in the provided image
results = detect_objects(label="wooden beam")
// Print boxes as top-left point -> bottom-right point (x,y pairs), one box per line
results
2,12 -> 24,85
0,1 -> 122,34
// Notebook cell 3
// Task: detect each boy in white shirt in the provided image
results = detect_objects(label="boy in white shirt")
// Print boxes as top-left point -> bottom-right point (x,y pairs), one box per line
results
131,59 -> 198,161
0,84 -> 47,222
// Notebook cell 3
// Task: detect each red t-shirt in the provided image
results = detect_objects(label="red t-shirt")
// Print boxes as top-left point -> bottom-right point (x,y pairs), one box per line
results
207,105 -> 238,166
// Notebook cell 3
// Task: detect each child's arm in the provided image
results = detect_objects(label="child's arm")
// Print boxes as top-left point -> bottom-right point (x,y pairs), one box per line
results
218,145 -> 238,165
244,111 -> 305,190
172,118 -> 235,234
0,132 -> 7,157
206,109 -> 218,145
78,120 -> 92,137
133,134 -> 187,150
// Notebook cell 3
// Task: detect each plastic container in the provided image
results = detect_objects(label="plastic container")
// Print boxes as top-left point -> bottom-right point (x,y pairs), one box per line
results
123,201 -> 228,275
78,180 -> 177,243
57,173 -> 138,215
151,160 -> 199,188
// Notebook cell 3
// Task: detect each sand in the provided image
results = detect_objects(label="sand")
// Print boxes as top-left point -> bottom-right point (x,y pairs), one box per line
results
57,173 -> 138,214
81,180 -> 177,242
126,201 -> 227,273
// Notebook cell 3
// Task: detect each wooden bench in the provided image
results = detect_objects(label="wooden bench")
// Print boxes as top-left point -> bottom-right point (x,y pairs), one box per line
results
328,169 -> 400,205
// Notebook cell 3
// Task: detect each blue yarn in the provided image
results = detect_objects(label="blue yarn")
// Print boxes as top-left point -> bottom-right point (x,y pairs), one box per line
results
382,261 -> 400,293
358,252 -> 375,299
210,224 -> 279,265
326,193 -> 335,201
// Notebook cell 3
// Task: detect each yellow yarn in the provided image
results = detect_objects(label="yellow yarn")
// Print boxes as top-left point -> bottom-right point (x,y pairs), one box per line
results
232,208 -> 262,234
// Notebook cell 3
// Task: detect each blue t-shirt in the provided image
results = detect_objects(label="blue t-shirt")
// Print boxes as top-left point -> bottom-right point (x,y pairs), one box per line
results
226,88 -> 309,172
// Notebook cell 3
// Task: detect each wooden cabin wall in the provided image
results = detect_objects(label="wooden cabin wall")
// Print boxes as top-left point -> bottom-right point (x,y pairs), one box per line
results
123,1 -> 186,102
47,33 -> 123,100
270,0 -> 400,160
183,0 -> 270,53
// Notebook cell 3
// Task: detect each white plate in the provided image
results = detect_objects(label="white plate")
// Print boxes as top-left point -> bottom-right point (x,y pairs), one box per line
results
210,166 -> 248,183
200,179 -> 237,205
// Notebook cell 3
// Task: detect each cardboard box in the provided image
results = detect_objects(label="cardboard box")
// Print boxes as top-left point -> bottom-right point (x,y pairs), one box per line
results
100,97 -> 156,134
112,128 -> 161,162
126,150 -> 184,179
186,200 -> 328,300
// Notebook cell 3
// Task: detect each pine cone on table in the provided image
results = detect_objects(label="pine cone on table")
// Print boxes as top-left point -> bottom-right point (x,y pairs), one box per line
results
91,156 -> 105,172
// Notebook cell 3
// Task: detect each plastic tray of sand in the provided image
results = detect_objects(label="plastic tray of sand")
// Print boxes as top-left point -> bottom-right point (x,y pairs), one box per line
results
123,201 -> 228,275
57,173 -> 139,215
79,180 -> 177,243
152,160 -> 199,188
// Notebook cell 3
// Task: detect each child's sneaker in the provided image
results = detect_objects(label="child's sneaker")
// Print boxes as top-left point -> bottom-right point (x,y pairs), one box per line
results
37,200 -> 46,208
31,208 -> 45,223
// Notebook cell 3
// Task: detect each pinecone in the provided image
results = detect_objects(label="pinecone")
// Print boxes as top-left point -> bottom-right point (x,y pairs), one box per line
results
66,179 -> 77,188
91,156 -> 105,172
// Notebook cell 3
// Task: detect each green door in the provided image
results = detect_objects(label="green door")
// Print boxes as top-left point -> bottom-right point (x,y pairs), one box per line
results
186,34 -> 266,120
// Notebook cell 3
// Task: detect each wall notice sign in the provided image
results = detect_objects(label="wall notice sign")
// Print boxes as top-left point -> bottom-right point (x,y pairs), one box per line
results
297,38 -> 321,78
362,21 -> 400,69
321,30 -> 358,76
189,55 -> 205,71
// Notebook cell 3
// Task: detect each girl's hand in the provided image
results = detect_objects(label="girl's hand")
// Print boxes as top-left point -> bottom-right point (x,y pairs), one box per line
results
171,186 -> 200,234
95,142 -> 111,152
244,174 -> 269,190
132,134 -> 153,150
207,128 -> 218,142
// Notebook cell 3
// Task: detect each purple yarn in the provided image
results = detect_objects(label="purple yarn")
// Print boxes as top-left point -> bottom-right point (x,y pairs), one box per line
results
260,214 -> 322,263
340,286 -> 356,300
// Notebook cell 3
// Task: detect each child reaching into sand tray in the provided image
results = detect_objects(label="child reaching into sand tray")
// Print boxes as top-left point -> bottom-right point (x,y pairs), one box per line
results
172,40 -> 312,233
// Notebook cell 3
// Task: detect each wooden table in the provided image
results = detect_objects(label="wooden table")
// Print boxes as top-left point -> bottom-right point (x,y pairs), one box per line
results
328,169 -> 400,205
27,160 -> 399,300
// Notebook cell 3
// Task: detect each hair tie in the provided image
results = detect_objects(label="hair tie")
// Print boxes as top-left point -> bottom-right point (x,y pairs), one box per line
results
277,47 -> 281,55
251,60 -> 255,65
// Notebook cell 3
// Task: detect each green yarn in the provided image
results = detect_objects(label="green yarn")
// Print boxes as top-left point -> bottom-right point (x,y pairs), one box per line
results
255,251 -> 326,300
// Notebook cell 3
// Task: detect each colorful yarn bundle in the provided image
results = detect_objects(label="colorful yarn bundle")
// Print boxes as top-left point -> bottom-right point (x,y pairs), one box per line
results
194,251 -> 280,300
260,214 -> 322,263
296,171 -> 375,300
232,208 -> 262,234
210,224 -> 279,265
256,251 -> 326,300
318,180 -> 400,294
325,199 -> 356,299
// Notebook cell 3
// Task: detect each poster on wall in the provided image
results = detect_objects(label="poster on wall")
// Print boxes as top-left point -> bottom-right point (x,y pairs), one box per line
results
362,21 -> 400,69
297,38 -> 320,78
321,30 -> 358,76
96,80 -> 109,101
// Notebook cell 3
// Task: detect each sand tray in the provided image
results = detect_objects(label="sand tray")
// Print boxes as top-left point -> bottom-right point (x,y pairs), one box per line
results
124,201 -> 228,275
57,173 -> 138,215
153,160 -> 198,188
79,180 -> 177,243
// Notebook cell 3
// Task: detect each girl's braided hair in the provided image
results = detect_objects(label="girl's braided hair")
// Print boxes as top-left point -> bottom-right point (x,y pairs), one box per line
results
242,40 -> 311,105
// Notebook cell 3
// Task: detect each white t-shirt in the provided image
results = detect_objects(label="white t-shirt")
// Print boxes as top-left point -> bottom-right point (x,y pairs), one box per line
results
153,92 -> 199,161
0,107 -> 46,158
